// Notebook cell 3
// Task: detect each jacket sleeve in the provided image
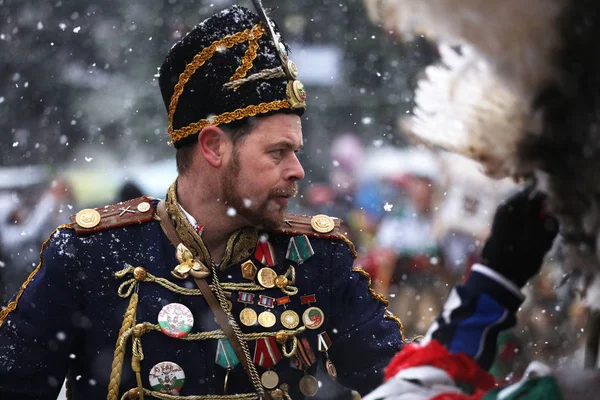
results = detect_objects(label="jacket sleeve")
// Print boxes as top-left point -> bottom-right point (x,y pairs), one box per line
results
422,263 -> 525,370
0,228 -> 83,399
327,240 -> 405,396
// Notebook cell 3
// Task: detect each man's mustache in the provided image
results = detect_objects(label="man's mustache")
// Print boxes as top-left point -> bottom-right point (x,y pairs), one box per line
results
271,183 -> 298,198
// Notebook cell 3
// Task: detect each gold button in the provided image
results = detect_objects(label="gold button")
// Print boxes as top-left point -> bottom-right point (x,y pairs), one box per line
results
137,202 -> 151,213
275,331 -> 289,344
275,275 -> 289,289
270,388 -> 284,400
133,267 -> 147,281
75,209 -> 101,229
310,214 -> 335,233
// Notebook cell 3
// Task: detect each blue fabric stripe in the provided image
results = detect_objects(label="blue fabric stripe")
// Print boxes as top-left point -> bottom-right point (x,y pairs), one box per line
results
448,293 -> 506,359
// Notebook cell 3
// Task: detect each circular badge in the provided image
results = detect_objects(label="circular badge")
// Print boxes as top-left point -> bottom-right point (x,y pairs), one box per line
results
149,361 -> 185,395
137,202 -> 151,213
239,308 -> 258,327
258,311 -> 277,328
325,359 -> 337,380
261,370 -> 279,389
310,214 -> 335,234
287,60 -> 299,79
299,375 -> 319,397
75,209 -> 101,229
280,310 -> 300,329
293,80 -> 307,100
158,303 -> 194,338
302,307 -> 325,330
257,267 -> 277,288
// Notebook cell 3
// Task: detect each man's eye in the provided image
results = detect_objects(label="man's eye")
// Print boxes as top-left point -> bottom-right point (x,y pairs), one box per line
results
271,149 -> 284,157
294,148 -> 304,156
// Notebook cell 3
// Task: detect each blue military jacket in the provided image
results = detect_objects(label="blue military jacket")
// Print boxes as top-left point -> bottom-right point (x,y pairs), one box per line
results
0,196 -> 405,399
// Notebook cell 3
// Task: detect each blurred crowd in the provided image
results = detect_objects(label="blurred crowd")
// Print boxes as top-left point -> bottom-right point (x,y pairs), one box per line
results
0,135 -> 590,383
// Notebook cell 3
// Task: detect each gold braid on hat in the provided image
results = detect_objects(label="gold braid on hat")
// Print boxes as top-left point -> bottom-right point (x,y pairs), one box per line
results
167,23 -> 294,144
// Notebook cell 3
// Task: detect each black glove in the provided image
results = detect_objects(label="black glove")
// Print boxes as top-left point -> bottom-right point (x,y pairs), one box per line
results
481,185 -> 559,288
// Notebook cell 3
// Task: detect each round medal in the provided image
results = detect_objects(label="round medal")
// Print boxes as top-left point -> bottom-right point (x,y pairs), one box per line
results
261,370 -> 279,389
258,311 -> 277,328
149,361 -> 185,395
75,208 -> 101,229
280,310 -> 300,329
239,308 -> 258,327
299,375 -> 319,397
325,359 -> 337,380
302,307 -> 325,330
257,267 -> 277,288
158,303 -> 194,338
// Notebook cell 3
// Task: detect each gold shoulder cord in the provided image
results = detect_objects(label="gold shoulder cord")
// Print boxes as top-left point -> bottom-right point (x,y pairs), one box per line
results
0,223 -> 72,328
167,24 -> 293,145
351,267 -> 408,342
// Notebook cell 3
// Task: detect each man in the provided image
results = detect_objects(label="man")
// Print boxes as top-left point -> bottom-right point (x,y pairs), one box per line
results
0,6 -> 404,400
0,5 -> 559,400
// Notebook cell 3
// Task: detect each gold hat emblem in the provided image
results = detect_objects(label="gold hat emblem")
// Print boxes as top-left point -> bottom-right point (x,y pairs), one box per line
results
310,214 -> 335,233
75,209 -> 101,229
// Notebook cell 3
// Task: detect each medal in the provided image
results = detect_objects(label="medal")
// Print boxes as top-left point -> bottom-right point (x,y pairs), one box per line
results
317,331 -> 337,380
280,310 -> 299,329
257,267 -> 277,288
286,235 -> 315,264
253,337 -> 282,368
215,338 -> 240,370
301,295 -> 325,330
277,296 -> 299,329
261,370 -> 279,389
240,308 -> 258,326
157,303 -> 194,338
241,260 -> 258,281
299,375 -> 319,397
238,292 -> 257,326
149,361 -> 185,395
258,295 -> 276,328
290,337 -> 316,370
255,239 -> 277,267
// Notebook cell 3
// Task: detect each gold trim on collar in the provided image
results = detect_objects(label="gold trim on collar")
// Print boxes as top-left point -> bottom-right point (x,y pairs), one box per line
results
165,181 -> 257,271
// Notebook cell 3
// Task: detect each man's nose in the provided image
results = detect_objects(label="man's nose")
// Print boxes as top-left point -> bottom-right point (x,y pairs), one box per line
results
287,153 -> 305,181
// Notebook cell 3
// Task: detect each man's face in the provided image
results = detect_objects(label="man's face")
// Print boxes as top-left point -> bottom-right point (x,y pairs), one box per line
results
221,114 -> 305,229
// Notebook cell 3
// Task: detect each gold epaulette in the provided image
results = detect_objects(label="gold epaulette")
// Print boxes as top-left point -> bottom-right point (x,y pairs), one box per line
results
69,196 -> 156,235
274,212 -> 358,259
273,213 -> 341,238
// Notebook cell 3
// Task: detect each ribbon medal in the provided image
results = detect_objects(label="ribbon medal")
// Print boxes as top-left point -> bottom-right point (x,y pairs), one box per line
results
215,338 -> 240,370
253,336 -> 282,368
238,292 -> 257,327
257,295 -> 276,328
278,296 -> 300,329
158,303 -> 194,338
301,294 -> 325,330
290,337 -> 316,371
318,331 -> 337,380
255,239 -> 277,267
286,235 -> 315,264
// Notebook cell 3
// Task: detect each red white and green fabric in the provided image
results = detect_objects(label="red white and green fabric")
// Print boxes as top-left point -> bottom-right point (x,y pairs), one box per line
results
363,341 -> 564,400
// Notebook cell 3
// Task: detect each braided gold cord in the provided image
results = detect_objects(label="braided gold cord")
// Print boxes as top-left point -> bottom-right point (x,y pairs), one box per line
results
338,234 -> 358,259
121,388 -> 259,400
228,27 -> 263,83
351,267 -> 408,342
170,100 -> 292,144
116,268 -> 204,297
168,24 -> 268,143
107,292 -> 139,400
0,224 -> 72,328
208,263 -> 265,398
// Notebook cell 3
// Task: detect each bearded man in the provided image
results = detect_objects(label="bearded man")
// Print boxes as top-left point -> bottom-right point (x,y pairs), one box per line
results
0,5 -> 546,400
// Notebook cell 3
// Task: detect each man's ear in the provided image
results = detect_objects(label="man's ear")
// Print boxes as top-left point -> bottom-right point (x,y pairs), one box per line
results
198,126 -> 231,168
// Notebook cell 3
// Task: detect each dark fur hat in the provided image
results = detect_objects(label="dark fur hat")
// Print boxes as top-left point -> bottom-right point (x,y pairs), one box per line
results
159,5 -> 306,148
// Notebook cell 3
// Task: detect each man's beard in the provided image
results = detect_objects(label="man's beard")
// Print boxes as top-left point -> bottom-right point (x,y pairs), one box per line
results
221,151 -> 298,229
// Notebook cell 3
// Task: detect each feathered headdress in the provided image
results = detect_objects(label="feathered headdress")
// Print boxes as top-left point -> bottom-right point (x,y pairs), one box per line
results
365,0 -> 600,286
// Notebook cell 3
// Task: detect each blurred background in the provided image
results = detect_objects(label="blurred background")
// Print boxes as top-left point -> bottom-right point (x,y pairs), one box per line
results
0,0 -> 589,397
